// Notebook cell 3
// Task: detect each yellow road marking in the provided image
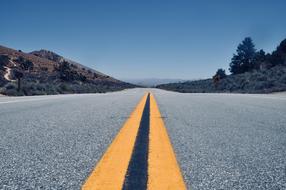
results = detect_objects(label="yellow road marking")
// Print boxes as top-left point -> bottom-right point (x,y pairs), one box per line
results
82,92 -> 187,189
82,94 -> 148,190
148,93 -> 187,190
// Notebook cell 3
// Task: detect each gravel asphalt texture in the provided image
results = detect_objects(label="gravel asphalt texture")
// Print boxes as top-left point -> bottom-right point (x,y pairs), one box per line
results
0,90 -> 142,189
154,90 -> 286,190
0,88 -> 286,189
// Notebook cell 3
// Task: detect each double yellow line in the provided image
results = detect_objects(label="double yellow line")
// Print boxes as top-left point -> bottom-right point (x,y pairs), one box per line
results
82,93 -> 186,190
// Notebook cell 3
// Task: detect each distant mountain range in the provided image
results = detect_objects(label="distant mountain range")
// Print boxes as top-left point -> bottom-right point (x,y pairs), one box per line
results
122,78 -> 187,87
0,45 -> 134,95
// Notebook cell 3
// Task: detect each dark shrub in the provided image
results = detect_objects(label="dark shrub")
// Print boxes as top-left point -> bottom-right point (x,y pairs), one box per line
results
21,60 -> 34,71
0,55 -> 10,70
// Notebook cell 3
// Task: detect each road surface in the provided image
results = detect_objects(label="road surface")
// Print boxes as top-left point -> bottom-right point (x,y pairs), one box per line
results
0,88 -> 285,189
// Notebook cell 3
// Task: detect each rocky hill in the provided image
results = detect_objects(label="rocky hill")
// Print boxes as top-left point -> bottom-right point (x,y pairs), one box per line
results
0,45 -> 134,96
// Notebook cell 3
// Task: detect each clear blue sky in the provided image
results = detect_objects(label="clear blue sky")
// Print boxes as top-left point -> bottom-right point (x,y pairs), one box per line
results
1,0 -> 285,79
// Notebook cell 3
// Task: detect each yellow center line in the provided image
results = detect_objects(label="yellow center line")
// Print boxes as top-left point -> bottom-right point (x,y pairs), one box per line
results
82,94 -> 148,190
148,93 -> 187,190
82,92 -> 187,190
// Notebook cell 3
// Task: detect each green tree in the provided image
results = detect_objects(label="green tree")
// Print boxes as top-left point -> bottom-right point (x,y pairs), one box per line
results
15,56 -> 25,64
253,49 -> 266,70
57,61 -> 73,81
0,55 -> 10,70
21,60 -> 34,71
57,61 -> 82,81
214,68 -> 227,79
229,37 -> 256,74
269,38 -> 286,66
213,68 -> 226,88
13,70 -> 24,92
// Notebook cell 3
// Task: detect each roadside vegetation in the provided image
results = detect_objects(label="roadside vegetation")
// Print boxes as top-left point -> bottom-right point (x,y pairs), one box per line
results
0,47 -> 134,96
157,38 -> 286,93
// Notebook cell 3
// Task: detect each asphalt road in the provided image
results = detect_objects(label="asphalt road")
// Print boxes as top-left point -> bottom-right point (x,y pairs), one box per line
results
0,88 -> 286,189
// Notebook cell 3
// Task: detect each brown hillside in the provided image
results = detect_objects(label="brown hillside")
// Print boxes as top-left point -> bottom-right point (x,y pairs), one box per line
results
0,45 -> 134,96
0,45 -> 56,72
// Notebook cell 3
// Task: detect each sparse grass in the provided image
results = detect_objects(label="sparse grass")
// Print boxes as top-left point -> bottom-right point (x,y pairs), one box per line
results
0,45 -> 135,96
157,66 -> 286,93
